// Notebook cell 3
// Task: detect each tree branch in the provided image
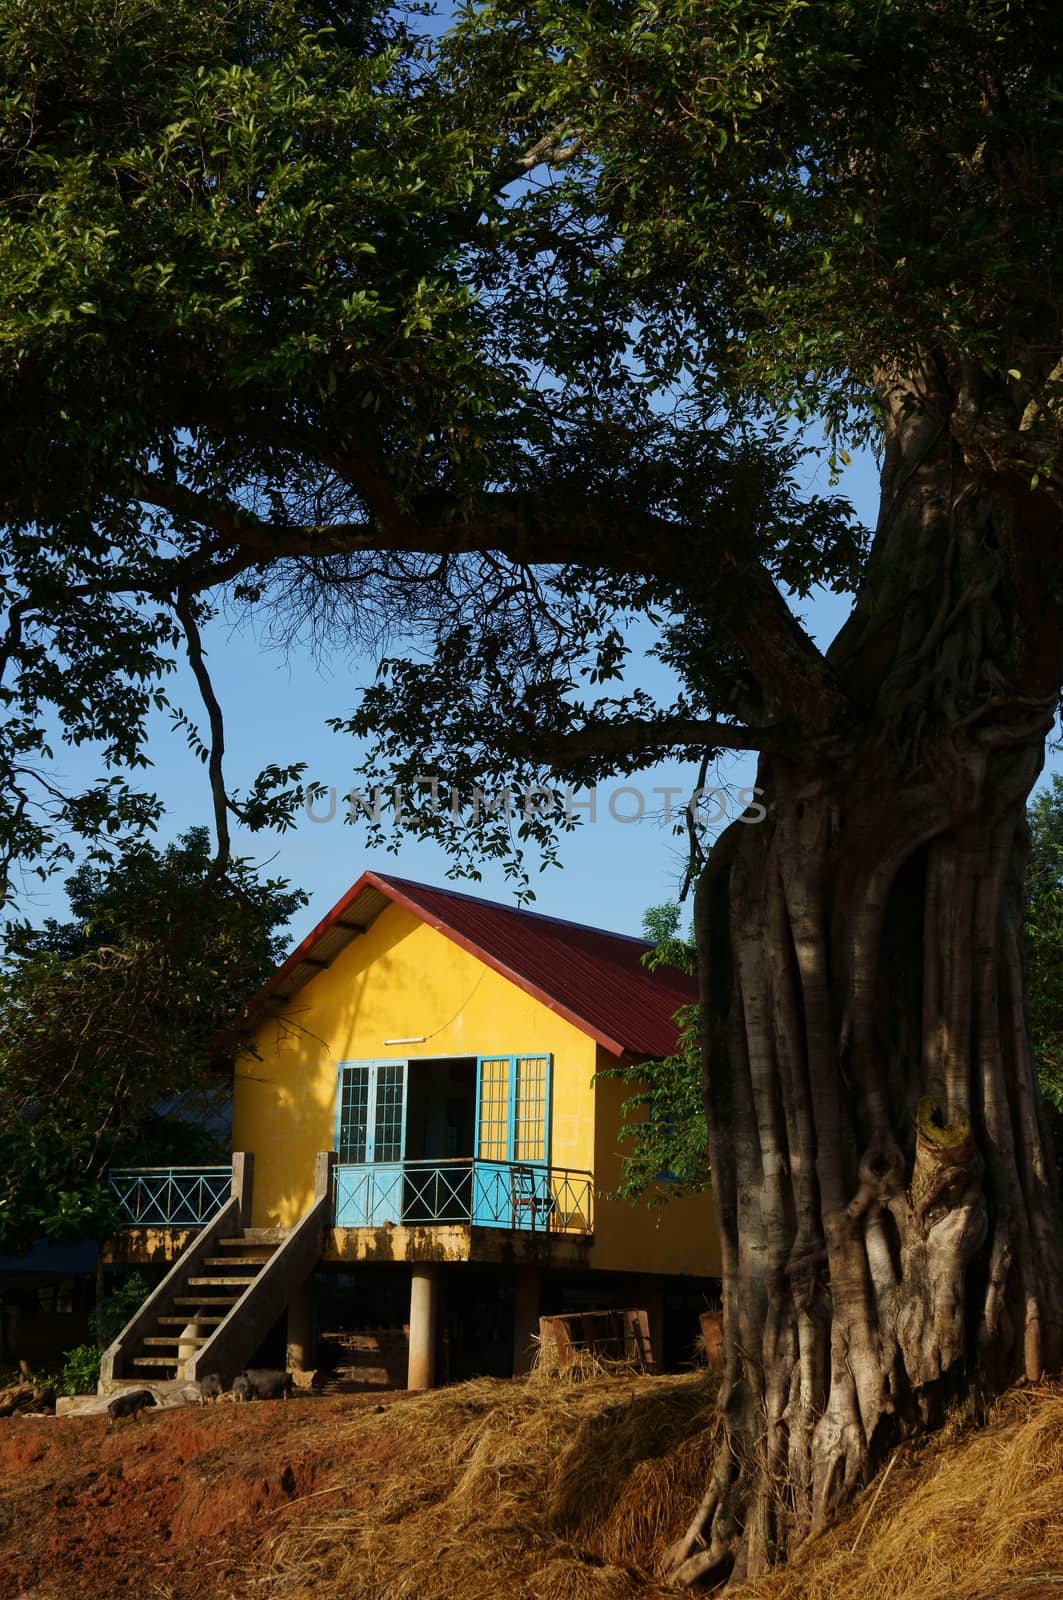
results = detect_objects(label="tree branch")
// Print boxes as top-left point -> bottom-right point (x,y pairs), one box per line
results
173,590 -> 230,880
527,715 -> 780,764
135,473 -> 847,737
487,128 -> 586,193
193,409 -> 420,544
730,563 -> 848,737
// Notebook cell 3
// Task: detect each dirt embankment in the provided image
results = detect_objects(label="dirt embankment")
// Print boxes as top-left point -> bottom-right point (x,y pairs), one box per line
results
0,1391 -> 414,1600
3,1371 -> 1063,1600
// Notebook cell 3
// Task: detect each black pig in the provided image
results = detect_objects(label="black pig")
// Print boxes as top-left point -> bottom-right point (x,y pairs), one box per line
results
239,1368 -> 292,1401
106,1389 -> 157,1424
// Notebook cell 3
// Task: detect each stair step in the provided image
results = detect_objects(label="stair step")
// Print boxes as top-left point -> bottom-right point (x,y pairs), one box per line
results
142,1336 -> 210,1348
158,1315 -> 228,1326
202,1256 -> 271,1267
173,1296 -> 240,1308
186,1277 -> 257,1288
131,1356 -> 180,1370
217,1236 -> 282,1249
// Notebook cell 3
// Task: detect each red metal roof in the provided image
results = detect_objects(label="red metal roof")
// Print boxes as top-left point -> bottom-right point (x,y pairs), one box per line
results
255,870 -> 697,1060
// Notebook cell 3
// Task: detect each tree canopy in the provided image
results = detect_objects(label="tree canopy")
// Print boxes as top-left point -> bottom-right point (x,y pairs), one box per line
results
0,0 -> 1056,890
0,828 -> 305,1252
0,0 -> 870,895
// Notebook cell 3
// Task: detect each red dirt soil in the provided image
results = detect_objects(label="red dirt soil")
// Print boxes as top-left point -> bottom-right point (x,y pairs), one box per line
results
0,1392 -> 413,1600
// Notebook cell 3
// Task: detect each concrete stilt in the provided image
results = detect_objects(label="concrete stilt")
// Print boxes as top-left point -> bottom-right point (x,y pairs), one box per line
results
231,1151 -> 254,1230
178,1320 -> 205,1381
637,1276 -> 665,1372
407,1265 -> 439,1391
286,1274 -> 315,1373
512,1265 -> 541,1376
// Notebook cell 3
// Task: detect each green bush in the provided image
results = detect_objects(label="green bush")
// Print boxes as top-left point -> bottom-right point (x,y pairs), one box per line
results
61,1343 -> 101,1396
90,1270 -> 151,1348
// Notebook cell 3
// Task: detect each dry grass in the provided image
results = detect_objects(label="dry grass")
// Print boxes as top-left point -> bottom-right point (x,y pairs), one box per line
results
253,1372 -> 1063,1600
735,1385 -> 1063,1600
261,1368 -> 720,1600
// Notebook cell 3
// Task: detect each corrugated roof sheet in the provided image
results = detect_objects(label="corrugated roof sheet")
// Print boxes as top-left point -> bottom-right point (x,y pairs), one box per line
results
256,870 -> 697,1060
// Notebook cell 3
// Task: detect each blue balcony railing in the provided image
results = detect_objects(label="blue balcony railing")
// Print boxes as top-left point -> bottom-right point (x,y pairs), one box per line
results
333,1158 -> 594,1233
108,1166 -> 232,1227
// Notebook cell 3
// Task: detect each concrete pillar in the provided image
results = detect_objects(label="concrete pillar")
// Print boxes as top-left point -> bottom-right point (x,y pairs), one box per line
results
637,1276 -> 665,1372
286,1275 -> 315,1373
407,1264 -> 439,1391
314,1149 -> 336,1201
178,1319 -> 206,1381
512,1265 -> 541,1376
231,1151 -> 254,1232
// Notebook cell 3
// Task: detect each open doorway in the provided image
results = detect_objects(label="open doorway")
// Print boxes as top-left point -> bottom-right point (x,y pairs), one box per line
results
402,1058 -> 476,1223
403,1057 -> 476,1160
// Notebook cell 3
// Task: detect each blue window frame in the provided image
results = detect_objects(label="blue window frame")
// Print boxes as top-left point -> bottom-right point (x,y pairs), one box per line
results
335,1060 -> 407,1164
471,1053 -> 553,1229
473,1053 -> 552,1166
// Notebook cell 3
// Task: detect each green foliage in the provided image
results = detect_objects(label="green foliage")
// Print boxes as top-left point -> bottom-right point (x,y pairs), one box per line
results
0,2 -> 1056,975
598,904 -> 709,1205
0,828 -> 305,1253
458,0 -> 1063,438
0,0 -> 506,884
60,1342 -> 101,1396
90,1270 -> 152,1349
1026,774 -> 1063,1113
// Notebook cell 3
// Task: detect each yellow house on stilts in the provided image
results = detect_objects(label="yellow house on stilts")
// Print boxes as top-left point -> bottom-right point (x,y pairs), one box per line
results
102,873 -> 721,1393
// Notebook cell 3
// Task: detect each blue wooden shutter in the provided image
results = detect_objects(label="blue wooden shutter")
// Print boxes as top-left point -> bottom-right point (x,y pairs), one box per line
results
335,1062 -> 370,1163
513,1054 -> 550,1165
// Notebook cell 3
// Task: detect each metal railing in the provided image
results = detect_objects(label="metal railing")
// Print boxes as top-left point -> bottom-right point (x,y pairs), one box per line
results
108,1166 -> 232,1227
333,1158 -> 594,1234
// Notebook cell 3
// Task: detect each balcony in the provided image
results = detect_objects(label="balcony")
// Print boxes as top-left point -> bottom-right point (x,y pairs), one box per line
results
333,1158 -> 593,1234
108,1166 -> 233,1228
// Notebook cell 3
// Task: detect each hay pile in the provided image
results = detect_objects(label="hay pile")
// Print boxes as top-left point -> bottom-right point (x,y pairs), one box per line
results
257,1370 -> 1063,1600
262,1366 -> 720,1600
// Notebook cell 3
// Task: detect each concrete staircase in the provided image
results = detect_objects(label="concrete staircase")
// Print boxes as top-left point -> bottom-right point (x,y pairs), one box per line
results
100,1152 -> 335,1393
126,1233 -> 281,1380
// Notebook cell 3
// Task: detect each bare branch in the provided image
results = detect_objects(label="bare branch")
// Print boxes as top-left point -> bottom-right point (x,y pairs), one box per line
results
174,590 -> 230,879
488,128 -> 587,192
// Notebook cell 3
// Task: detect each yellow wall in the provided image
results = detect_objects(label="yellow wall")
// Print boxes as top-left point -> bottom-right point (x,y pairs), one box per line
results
234,902 -> 597,1229
233,901 -> 721,1281
591,1047 -> 722,1278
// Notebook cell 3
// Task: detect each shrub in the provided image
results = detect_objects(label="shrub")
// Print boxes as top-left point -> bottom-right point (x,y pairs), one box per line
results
61,1343 -> 101,1396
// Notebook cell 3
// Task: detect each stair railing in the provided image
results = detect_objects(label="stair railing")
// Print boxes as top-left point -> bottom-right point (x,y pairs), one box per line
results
98,1153 -> 254,1391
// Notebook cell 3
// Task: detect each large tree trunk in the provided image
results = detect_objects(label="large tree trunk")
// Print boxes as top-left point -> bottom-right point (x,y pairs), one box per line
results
664,385 -> 1063,1588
